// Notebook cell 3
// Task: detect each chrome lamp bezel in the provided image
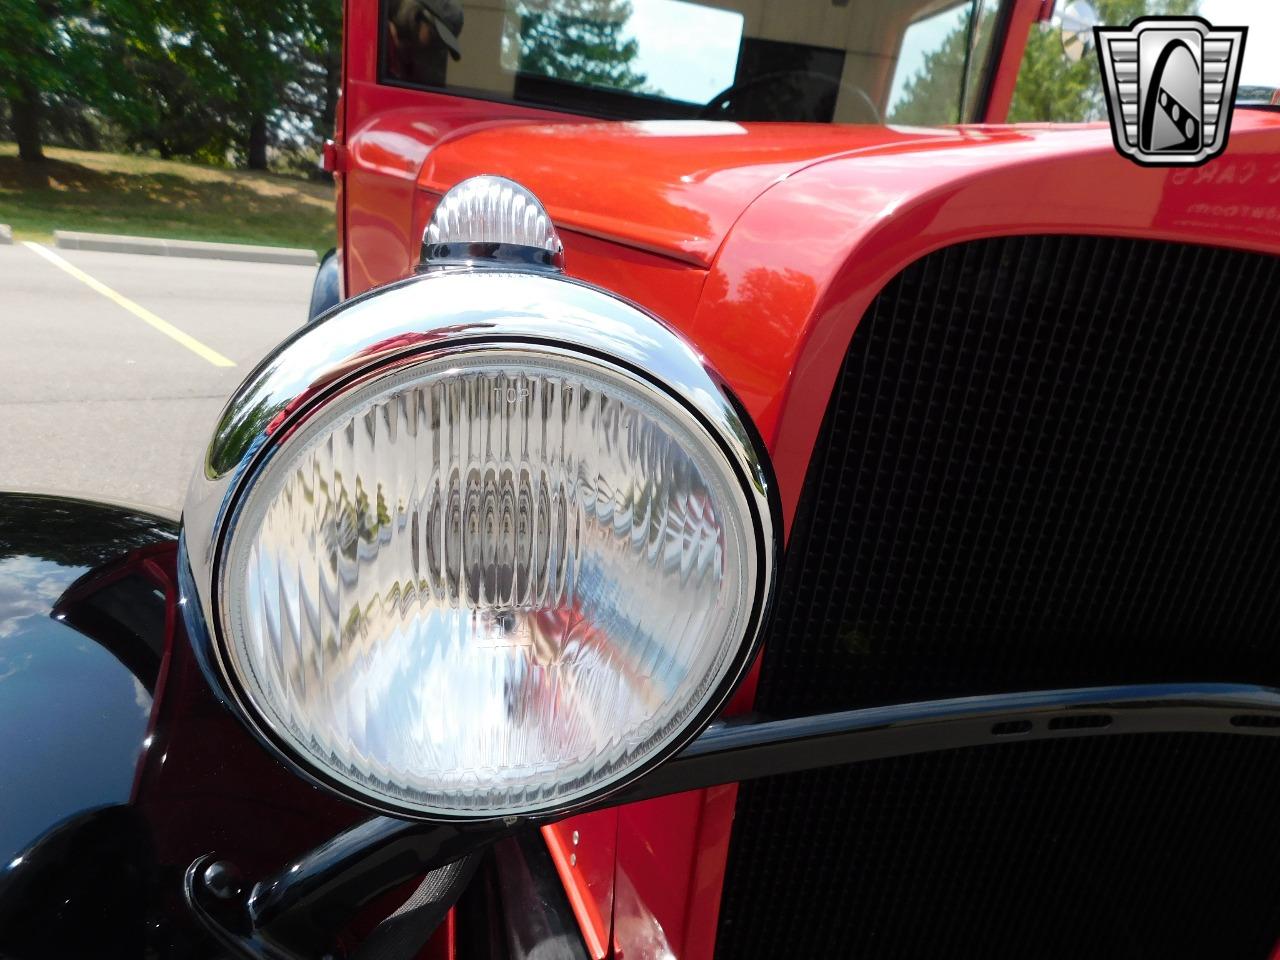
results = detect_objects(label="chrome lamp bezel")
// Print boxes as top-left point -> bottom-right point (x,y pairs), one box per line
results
180,266 -> 780,822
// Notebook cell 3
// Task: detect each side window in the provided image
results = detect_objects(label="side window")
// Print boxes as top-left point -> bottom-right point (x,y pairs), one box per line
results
378,0 -> 1007,125
385,0 -> 465,88
886,0 -> 1001,126
381,0 -> 746,118
504,0 -> 744,107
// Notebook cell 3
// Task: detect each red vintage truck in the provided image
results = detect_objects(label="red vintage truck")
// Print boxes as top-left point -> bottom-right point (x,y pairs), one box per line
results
4,1 -> 1280,959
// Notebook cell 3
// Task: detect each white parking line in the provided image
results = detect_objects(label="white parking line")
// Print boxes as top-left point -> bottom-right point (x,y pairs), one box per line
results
23,242 -> 236,368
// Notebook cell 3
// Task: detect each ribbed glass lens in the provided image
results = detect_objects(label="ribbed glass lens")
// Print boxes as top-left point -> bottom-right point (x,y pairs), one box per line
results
221,349 -> 755,816
425,175 -> 561,253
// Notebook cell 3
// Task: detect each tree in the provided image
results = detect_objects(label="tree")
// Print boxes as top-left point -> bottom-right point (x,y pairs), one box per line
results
90,0 -> 338,169
515,0 -> 646,92
1008,0 -> 1200,122
178,0 -> 303,169
279,0 -> 343,157
0,0 -> 82,160
69,0 -> 228,161
181,0 -> 342,170
0,0 -> 204,162
1,0 -> 340,170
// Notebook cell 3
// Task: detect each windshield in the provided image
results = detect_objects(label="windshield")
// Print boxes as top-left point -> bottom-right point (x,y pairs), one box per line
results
1010,0 -> 1279,122
380,0 -> 1008,125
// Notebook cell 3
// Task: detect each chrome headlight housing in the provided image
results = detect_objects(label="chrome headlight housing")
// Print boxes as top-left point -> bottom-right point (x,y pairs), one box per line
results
182,177 -> 777,820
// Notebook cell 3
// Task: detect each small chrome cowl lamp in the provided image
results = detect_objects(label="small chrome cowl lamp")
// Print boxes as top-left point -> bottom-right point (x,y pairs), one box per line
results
418,174 -> 565,272
181,174 -> 778,822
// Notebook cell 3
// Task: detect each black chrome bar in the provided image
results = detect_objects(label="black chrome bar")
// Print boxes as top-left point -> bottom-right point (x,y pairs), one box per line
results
611,682 -> 1280,804
246,816 -> 522,953
189,682 -> 1280,958
490,832 -> 592,960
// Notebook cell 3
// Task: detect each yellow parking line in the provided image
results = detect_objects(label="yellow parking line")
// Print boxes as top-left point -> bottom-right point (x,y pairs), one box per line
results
23,241 -> 236,368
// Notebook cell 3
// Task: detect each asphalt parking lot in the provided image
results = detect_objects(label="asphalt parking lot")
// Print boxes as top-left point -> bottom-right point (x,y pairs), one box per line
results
0,243 -> 311,514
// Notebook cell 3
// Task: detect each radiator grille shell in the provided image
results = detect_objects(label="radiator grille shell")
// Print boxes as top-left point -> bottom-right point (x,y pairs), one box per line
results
716,236 -> 1280,958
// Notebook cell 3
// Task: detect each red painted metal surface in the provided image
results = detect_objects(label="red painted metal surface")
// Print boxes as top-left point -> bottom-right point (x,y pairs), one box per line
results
983,0 -> 1042,122
416,122 -> 962,268
543,814 -> 616,960
336,5 -> 1280,956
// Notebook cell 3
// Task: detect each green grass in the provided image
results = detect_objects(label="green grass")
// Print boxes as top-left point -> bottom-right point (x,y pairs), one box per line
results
0,143 -> 335,254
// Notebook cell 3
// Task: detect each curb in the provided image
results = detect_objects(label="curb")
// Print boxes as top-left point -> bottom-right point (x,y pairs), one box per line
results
53,230 -> 317,266
0,224 -> 11,245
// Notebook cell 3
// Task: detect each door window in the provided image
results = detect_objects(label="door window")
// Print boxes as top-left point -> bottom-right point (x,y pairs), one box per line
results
379,0 -> 1010,125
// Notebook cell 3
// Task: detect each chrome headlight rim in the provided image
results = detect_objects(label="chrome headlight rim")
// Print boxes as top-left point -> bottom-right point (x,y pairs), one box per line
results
182,269 -> 779,823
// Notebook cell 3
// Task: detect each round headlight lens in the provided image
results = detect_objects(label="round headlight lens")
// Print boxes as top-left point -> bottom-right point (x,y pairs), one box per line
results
220,347 -> 757,817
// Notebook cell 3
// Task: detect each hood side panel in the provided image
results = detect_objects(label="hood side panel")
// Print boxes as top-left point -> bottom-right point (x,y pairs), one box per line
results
417,121 -> 965,266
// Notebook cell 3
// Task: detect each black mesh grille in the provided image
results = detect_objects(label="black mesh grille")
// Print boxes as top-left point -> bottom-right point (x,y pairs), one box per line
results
716,734 -> 1280,959
758,235 -> 1280,716
716,236 -> 1280,959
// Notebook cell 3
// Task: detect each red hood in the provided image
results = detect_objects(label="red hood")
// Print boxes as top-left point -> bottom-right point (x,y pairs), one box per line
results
417,120 -> 1002,267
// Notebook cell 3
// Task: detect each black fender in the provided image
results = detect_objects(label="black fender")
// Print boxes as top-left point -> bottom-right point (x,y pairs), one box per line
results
0,805 -> 155,957
0,494 -> 176,957
0,493 -> 177,866
307,247 -> 344,324
0,493 -> 369,957
0,493 -> 578,957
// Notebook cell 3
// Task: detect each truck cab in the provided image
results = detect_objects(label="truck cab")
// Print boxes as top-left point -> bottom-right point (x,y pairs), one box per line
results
6,2 -> 1280,959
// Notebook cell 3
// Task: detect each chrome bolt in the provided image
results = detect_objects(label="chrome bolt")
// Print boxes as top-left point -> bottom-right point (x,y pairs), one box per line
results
202,860 -> 243,901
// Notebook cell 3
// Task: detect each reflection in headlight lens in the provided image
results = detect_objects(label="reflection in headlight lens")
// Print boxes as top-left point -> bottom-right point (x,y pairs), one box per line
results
222,349 -> 756,816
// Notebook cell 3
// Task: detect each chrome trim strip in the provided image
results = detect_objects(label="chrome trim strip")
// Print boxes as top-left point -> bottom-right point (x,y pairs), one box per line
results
614,681 -> 1280,803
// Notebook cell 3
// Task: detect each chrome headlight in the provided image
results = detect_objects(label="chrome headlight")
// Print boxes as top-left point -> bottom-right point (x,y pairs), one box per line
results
182,177 -> 777,819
